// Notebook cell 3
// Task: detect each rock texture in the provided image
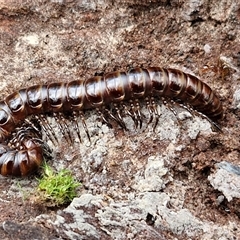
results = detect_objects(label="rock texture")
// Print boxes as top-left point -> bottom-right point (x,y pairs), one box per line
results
0,0 -> 240,239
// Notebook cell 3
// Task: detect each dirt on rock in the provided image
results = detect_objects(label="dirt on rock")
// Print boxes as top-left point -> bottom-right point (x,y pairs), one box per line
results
0,0 -> 240,239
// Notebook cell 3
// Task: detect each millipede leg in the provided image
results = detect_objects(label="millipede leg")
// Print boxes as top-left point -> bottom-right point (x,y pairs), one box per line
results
9,125 -> 44,152
53,113 -> 72,144
11,129 -> 34,147
24,119 -> 42,138
14,120 -> 42,142
72,111 -> 82,143
134,99 -> 143,129
146,97 -> 154,124
36,115 -> 58,145
80,112 -> 91,142
146,97 -> 160,131
123,103 -> 136,126
132,102 -> 139,129
127,100 -> 139,129
104,106 -> 127,130
59,112 -> 73,144
98,107 -> 126,129
178,103 -> 193,117
163,98 -> 181,126
194,110 -> 222,132
208,118 -> 222,132
151,98 -> 160,131
113,104 -> 127,130
98,108 -> 113,128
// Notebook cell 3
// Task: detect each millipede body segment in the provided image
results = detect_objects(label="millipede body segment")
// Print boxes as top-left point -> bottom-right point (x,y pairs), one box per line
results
0,67 -> 223,177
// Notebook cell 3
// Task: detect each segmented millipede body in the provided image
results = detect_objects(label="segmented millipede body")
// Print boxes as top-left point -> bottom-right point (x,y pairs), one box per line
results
0,67 -> 223,177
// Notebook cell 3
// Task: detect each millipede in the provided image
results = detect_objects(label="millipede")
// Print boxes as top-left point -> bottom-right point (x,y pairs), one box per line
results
0,67 -> 223,177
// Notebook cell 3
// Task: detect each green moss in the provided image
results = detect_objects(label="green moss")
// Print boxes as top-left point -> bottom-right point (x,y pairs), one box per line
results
37,163 -> 80,206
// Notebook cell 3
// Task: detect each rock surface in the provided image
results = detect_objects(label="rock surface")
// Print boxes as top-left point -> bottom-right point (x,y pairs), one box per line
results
0,0 -> 240,239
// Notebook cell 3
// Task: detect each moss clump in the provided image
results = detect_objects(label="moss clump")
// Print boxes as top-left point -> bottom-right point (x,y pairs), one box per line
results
37,164 -> 80,206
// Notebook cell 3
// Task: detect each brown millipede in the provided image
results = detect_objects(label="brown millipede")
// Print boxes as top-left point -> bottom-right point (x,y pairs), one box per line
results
0,67 -> 223,177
